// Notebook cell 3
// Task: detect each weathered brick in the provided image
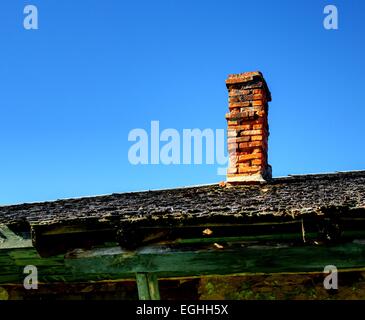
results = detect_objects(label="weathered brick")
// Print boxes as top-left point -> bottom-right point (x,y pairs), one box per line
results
229,90 -> 251,97
252,100 -> 264,107
251,159 -> 263,165
238,142 -> 249,149
238,161 -> 251,167
252,94 -> 264,100
240,129 -> 263,136
228,97 -> 239,103
233,151 -> 250,156
227,136 -> 251,144
240,89 -> 252,95
251,135 -> 263,141
251,118 -> 266,125
229,102 -> 251,108
253,124 -> 263,130
228,143 -> 238,151
227,167 -> 238,174
235,125 -> 251,131
252,148 -> 263,154
227,130 -> 239,137
226,73 -> 256,85
238,153 -> 263,161
252,89 -> 264,95
238,166 -> 261,174
248,141 -> 264,148
225,113 -> 240,120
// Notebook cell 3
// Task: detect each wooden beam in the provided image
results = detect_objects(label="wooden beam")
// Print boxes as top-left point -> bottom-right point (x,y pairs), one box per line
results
1,240 -> 365,285
136,273 -> 150,300
0,225 -> 32,249
27,217 -> 365,255
136,273 -> 160,300
147,273 -> 160,300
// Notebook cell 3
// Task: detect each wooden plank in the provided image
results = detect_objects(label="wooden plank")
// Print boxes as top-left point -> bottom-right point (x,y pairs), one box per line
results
147,273 -> 160,300
175,233 -> 316,244
1,240 -> 365,285
136,273 -> 150,300
135,273 -> 160,300
26,216 -> 365,255
116,216 -> 365,249
0,225 -> 32,249
61,242 -> 365,277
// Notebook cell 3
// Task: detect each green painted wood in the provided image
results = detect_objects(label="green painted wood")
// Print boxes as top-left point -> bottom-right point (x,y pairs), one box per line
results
135,273 -> 160,300
175,233 -> 316,244
67,243 -> 365,276
174,230 -> 365,245
4,216 -> 363,256
147,273 -> 160,300
1,241 -> 365,285
136,273 -> 150,300
0,225 -> 32,249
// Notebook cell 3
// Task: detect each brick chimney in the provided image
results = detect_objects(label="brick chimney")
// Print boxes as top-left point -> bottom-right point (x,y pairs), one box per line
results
225,71 -> 272,184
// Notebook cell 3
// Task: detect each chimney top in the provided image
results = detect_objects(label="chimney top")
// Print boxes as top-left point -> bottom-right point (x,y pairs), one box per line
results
226,71 -> 272,101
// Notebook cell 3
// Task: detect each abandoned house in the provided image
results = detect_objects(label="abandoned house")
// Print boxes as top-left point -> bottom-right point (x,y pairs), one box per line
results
0,72 -> 364,300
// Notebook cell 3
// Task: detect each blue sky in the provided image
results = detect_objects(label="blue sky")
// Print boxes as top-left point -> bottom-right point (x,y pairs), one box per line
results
0,0 -> 364,204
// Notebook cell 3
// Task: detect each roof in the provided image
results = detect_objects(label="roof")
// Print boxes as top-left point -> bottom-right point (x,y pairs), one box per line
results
1,170 -> 364,227
0,170 -> 364,253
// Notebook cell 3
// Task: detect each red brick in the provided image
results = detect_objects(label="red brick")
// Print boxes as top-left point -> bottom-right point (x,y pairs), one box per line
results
252,94 -> 264,100
252,100 -> 264,106
240,129 -> 263,136
229,90 -> 251,97
229,97 -> 239,103
228,143 -> 238,151
251,135 -> 263,141
251,159 -> 263,165
238,166 -> 261,174
234,151 -> 251,156
227,136 -> 251,143
238,153 -> 263,161
227,167 -> 238,174
235,125 -> 251,131
253,124 -> 263,130
229,102 -> 251,108
248,141 -> 263,148
227,130 -> 239,137
238,162 -> 251,168
252,148 -> 263,154
252,89 -> 264,95
238,142 -> 249,149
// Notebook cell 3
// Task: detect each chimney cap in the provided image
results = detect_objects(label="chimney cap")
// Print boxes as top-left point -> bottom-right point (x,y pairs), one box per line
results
226,71 -> 262,84
225,70 -> 271,102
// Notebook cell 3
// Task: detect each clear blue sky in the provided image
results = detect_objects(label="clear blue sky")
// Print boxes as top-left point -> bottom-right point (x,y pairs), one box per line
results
0,0 -> 364,205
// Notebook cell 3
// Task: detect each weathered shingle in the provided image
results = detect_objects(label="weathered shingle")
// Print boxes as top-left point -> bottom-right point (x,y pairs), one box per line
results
0,170 -> 364,227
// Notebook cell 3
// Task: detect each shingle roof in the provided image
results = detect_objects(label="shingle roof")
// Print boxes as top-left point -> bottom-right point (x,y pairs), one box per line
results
0,170 -> 364,228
